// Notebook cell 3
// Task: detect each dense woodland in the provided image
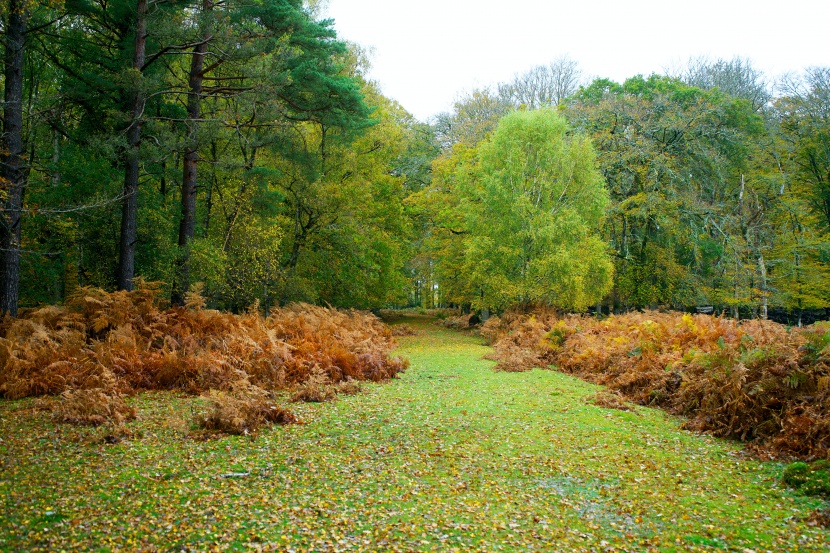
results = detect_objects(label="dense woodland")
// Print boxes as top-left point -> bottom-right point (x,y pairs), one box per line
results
2,1 -> 830,324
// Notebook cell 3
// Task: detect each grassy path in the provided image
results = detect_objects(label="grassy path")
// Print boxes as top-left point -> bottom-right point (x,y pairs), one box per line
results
0,315 -> 827,552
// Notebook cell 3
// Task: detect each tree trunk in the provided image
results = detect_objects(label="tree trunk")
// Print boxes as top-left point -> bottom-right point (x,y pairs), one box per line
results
758,254 -> 768,320
203,141 -> 217,232
172,10 -> 210,305
51,132 -> 61,186
0,0 -> 29,316
117,0 -> 148,291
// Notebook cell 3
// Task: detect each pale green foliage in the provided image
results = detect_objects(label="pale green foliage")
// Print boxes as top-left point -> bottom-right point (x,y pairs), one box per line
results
458,109 -> 613,311
187,237 -> 228,299
770,201 -> 830,314
270,82 -> 412,308
223,216 -> 284,309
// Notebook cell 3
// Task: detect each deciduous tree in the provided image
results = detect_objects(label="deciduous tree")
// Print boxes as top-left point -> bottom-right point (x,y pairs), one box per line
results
455,109 -> 613,311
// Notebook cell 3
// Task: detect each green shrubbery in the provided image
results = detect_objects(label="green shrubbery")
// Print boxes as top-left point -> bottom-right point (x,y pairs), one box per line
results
782,461 -> 830,498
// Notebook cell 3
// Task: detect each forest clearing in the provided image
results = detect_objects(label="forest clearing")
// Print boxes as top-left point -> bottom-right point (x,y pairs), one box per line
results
1,313 -> 828,552
2,1 -> 830,551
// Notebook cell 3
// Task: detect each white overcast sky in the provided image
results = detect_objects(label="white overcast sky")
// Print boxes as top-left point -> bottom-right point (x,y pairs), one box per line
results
322,0 -> 830,121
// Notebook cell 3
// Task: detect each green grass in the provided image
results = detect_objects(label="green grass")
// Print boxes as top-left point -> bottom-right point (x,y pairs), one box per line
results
0,315 -> 827,552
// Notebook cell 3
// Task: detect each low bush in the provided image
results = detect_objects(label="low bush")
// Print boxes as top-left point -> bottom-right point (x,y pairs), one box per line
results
334,377 -> 362,396
484,308 -> 830,459
782,460 -> 830,498
289,366 -> 338,403
391,323 -> 417,336
806,508 -> 830,528
44,387 -> 137,426
589,390 -> 634,411
436,313 -> 476,329
0,282 -> 408,430
196,379 -> 297,435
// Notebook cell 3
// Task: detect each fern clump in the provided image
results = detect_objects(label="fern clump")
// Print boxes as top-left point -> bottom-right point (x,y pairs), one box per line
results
44,387 -> 137,427
196,379 -> 296,435
484,308 -> 830,459
0,283 -> 407,430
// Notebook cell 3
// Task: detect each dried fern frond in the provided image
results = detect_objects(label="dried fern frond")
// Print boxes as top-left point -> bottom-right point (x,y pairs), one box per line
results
0,290 -> 406,434
290,365 -> 337,403
484,308 -> 830,459
184,283 -> 207,311
48,387 -> 137,426
197,379 -> 296,435
589,390 -> 634,411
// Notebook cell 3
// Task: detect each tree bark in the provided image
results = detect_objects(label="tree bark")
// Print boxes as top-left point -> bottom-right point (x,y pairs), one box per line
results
172,6 -> 211,305
117,0 -> 148,291
758,254 -> 768,320
51,132 -> 61,186
203,140 -> 217,231
0,0 -> 29,316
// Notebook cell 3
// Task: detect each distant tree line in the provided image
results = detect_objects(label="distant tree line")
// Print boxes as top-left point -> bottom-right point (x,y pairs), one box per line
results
410,58 -> 830,324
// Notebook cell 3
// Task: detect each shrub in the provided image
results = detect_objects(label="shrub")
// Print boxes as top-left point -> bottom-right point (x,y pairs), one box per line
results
290,366 -> 338,403
196,379 -> 296,435
435,313 -> 475,329
335,378 -> 362,396
483,308 -> 830,459
391,323 -> 417,336
46,387 -> 137,426
590,391 -> 634,411
782,461 -> 830,498
806,508 -> 830,528
0,284 -> 407,403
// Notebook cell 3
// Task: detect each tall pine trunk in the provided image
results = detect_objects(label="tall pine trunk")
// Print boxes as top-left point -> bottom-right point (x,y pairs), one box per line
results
0,0 -> 28,316
172,0 -> 212,305
117,0 -> 148,291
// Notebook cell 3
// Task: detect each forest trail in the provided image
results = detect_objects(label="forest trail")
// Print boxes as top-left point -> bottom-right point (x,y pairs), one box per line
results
1,315 -> 827,552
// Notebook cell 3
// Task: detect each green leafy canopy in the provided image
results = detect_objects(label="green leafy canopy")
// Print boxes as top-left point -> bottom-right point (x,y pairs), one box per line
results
457,109 -> 614,311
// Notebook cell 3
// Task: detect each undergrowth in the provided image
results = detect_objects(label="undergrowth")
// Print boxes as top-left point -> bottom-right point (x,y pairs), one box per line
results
0,281 -> 407,432
390,323 -> 418,336
782,461 -> 830,498
196,378 -> 297,435
483,309 -> 830,459
435,312 -> 477,330
589,390 -> 634,411
39,387 -> 137,427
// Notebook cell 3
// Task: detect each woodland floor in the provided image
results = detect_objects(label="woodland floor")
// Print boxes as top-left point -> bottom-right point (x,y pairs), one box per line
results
0,315 -> 828,552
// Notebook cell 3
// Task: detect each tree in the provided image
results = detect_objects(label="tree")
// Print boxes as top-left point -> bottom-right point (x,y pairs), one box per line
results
0,0 -> 418,314
564,75 -> 765,311
498,56 -> 582,109
433,87 -> 511,150
769,197 -> 830,325
117,0 -> 149,291
269,81 -> 408,308
777,67 -> 830,231
28,0 -> 185,292
169,0 -> 369,304
677,56 -> 771,112
0,0 -> 29,315
171,0 -> 214,306
455,109 -> 613,311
